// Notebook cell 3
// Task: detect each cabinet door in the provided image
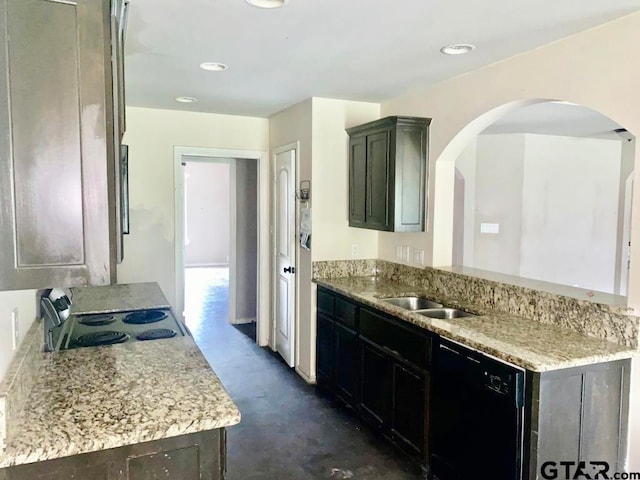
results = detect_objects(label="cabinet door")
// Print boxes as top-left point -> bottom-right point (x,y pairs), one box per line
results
391,361 -> 427,458
393,124 -> 427,232
316,313 -> 335,390
359,338 -> 392,429
348,136 -> 367,227
0,0 -> 114,290
365,131 -> 392,231
0,458 -> 113,480
334,322 -> 358,407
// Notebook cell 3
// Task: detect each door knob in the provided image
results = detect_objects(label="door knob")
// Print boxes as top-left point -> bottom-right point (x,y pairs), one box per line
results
284,266 -> 295,274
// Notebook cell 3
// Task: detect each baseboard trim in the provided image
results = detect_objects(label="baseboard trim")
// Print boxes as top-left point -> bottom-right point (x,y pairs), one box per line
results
231,317 -> 256,325
184,263 -> 229,268
295,366 -> 316,385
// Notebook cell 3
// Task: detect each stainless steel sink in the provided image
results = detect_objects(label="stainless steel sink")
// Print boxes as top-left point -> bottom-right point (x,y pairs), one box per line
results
382,297 -> 443,310
416,308 -> 475,319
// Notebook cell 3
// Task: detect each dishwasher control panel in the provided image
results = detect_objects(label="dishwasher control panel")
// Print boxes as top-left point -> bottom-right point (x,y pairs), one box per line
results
436,338 -> 524,407
486,372 -> 512,395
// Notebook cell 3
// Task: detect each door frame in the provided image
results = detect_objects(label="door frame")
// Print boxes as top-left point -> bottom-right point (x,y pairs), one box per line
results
271,142 -> 300,363
174,146 -> 270,347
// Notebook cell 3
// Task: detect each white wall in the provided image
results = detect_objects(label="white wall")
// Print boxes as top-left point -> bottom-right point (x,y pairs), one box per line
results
380,12 -> 640,469
269,99 -> 313,380
472,134 -> 525,276
520,134 -> 621,292
183,162 -> 230,267
119,107 -> 269,309
235,160 -> 258,322
311,98 -> 380,261
454,139 -> 477,266
268,97 -> 380,382
457,134 -> 623,293
0,290 -> 38,379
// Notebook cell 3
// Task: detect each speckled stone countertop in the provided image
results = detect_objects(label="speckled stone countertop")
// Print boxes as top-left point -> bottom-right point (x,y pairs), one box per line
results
0,282 -> 240,468
315,276 -> 637,372
70,282 -> 171,314
1,337 -> 240,467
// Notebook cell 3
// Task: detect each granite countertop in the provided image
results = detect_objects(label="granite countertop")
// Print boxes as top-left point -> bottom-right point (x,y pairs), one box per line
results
0,282 -> 240,468
1,337 -> 240,467
315,276 -> 637,372
70,282 -> 171,315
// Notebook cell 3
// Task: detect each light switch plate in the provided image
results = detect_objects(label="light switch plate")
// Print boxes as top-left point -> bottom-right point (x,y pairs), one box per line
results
480,223 -> 500,234
401,245 -> 410,263
351,243 -> 359,258
396,245 -> 403,260
413,249 -> 425,265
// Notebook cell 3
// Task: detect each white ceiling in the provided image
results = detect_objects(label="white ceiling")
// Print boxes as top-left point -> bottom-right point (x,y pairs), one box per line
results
482,102 -> 626,138
124,0 -> 640,118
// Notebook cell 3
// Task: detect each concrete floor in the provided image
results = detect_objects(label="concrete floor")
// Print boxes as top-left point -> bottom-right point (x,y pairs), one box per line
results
185,267 -> 426,480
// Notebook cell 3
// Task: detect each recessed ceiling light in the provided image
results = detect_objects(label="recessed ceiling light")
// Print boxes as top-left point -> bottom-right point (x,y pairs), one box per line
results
175,96 -> 197,103
246,0 -> 287,8
200,62 -> 227,72
440,44 -> 476,55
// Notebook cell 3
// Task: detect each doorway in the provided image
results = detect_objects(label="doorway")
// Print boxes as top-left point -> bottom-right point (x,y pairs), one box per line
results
174,146 -> 270,346
182,160 -> 236,337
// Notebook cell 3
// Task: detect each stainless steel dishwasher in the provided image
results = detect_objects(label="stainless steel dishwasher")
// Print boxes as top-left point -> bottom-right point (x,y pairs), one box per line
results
430,338 -> 526,480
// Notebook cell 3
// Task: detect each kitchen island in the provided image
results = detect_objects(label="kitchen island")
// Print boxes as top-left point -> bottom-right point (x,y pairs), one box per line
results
0,283 -> 240,479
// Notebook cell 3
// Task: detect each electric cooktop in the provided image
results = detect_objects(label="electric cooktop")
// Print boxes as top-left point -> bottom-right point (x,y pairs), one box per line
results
57,308 -> 188,350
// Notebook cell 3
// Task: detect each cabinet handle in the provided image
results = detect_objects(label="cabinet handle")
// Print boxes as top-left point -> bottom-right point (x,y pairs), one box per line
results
382,345 -> 401,357
439,344 -> 462,355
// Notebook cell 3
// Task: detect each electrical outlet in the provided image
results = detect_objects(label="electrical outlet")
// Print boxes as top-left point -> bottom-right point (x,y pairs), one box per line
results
401,245 -> 410,263
351,243 -> 359,258
12,308 -> 19,350
413,249 -> 425,265
395,245 -> 403,260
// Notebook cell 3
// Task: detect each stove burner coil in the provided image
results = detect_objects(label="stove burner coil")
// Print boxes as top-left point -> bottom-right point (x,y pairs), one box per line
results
136,329 -> 178,341
78,315 -> 116,326
123,310 -> 168,325
75,331 -> 129,347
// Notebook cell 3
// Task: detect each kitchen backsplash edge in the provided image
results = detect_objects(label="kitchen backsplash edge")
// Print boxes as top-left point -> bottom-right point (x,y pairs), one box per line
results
0,320 -> 43,452
312,259 -> 640,349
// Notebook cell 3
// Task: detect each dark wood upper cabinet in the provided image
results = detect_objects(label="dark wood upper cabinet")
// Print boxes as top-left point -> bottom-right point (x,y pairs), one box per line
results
346,116 -> 431,232
0,0 -> 122,290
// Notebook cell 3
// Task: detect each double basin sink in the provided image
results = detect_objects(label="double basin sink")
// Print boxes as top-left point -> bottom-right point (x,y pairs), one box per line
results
382,296 -> 475,319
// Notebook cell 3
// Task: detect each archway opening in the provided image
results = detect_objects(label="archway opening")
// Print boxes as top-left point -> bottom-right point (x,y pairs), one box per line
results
433,100 -> 636,298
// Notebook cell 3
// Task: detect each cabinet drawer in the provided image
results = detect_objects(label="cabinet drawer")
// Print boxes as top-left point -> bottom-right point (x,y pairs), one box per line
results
317,289 -> 334,316
335,297 -> 357,329
360,308 -> 429,369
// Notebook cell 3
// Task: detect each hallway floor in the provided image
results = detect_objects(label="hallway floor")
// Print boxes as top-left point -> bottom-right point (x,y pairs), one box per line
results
184,267 -> 426,479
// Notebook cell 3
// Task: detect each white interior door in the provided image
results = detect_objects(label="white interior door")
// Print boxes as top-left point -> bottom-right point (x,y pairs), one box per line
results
274,149 -> 296,367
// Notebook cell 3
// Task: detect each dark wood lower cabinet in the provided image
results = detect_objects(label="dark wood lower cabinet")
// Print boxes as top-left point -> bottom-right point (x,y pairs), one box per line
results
316,312 -> 334,390
525,360 -> 630,479
359,338 -> 392,428
0,429 -> 226,480
317,287 -> 631,479
359,338 -> 428,459
391,362 -> 427,459
316,287 -> 429,463
334,322 -> 358,407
